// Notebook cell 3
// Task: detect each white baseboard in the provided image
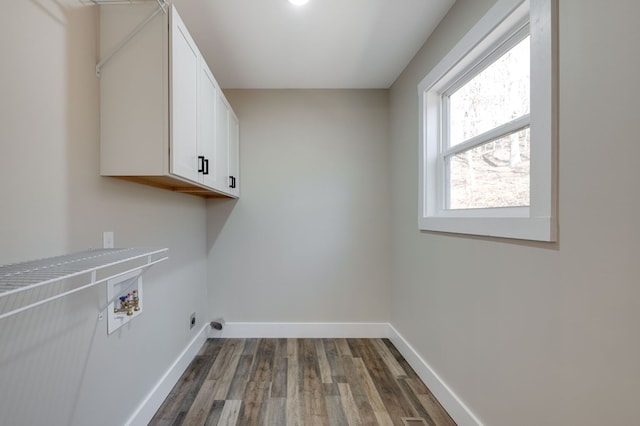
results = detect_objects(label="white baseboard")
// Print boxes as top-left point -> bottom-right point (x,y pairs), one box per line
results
125,323 -> 209,426
388,324 -> 483,426
209,321 -> 391,338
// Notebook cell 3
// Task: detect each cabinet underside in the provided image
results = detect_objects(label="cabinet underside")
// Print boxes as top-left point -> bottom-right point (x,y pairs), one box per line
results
112,175 -> 233,198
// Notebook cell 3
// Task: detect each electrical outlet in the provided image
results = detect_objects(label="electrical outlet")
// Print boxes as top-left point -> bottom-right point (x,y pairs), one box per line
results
190,312 -> 196,329
103,231 -> 114,249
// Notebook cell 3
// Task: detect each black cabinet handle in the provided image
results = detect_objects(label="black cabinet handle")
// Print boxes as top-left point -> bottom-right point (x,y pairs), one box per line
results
229,176 -> 236,189
203,159 -> 209,175
198,156 -> 205,173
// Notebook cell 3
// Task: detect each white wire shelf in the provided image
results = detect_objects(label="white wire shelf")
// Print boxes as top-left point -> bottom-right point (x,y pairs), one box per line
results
90,0 -> 166,5
0,248 -> 168,320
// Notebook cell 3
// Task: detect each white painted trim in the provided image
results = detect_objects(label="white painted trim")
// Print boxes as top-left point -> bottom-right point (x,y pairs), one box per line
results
125,323 -> 209,426
388,325 -> 484,426
208,322 -> 391,339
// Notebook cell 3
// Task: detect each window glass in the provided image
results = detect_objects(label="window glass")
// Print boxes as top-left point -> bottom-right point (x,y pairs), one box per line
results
448,36 -> 530,148
447,127 -> 530,209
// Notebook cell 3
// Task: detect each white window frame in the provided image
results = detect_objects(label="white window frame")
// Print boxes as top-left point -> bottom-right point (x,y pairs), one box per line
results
418,0 -> 557,241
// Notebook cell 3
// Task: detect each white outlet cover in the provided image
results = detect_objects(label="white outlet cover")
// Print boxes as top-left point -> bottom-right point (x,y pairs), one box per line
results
103,231 -> 114,249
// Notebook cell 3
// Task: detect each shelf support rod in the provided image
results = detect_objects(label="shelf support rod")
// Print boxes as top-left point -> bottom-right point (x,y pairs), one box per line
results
155,0 -> 167,13
95,1 -> 168,77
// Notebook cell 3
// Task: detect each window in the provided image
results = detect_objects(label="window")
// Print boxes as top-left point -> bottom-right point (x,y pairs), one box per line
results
418,0 -> 557,241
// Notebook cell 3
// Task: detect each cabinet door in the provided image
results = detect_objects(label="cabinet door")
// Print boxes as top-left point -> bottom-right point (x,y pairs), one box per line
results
214,90 -> 229,192
170,9 -> 199,182
198,59 -> 217,188
227,112 -> 240,197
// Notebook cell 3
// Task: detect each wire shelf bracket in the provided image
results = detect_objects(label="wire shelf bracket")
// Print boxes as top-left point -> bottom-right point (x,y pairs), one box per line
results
94,0 -> 169,77
0,248 -> 169,321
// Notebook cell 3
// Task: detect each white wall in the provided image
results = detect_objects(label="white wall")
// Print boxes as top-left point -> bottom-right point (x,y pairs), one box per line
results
389,1 -> 640,425
0,3 -> 208,425
207,90 -> 390,324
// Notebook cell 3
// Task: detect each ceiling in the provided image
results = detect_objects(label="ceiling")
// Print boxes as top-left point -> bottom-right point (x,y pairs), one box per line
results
170,0 -> 456,89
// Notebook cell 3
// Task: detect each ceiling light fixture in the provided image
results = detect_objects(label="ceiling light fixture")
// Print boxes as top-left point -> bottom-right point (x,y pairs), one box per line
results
288,0 -> 309,5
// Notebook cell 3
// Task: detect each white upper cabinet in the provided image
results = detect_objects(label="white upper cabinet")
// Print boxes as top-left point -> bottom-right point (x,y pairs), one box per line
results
170,9 -> 199,183
198,58 -> 219,190
227,111 -> 240,197
214,90 -> 229,194
210,91 -> 240,197
99,3 -> 239,198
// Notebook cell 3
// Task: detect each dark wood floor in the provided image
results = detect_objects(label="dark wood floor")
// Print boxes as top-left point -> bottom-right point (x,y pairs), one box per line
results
150,338 -> 456,426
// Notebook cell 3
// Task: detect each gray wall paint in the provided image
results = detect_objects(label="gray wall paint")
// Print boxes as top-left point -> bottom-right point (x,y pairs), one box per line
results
389,1 -> 640,425
207,90 -> 390,323
0,3 -> 208,425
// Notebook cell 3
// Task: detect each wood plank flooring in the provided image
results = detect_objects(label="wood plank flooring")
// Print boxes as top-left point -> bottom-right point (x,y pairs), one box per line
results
150,338 -> 456,426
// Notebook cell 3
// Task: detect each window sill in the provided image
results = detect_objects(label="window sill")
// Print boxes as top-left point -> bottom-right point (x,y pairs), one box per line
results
418,215 -> 556,241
